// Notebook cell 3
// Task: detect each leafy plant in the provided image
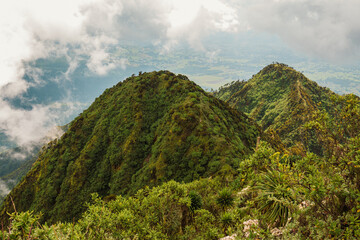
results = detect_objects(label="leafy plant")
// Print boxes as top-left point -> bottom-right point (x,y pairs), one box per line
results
254,170 -> 295,227
189,190 -> 203,212
216,188 -> 234,210
0,71 -> 259,224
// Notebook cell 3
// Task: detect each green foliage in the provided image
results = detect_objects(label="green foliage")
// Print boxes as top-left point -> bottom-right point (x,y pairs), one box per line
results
189,190 -> 202,212
212,80 -> 246,102
216,63 -> 335,152
238,141 -> 276,185
216,188 -> 234,210
185,209 -> 220,240
236,97 -> 360,237
0,71 -> 259,224
254,170 -> 295,227
4,211 -> 41,239
220,212 -> 234,234
0,180 -> 229,239
2,65 -> 360,239
2,136 -> 360,239
213,65 -> 360,237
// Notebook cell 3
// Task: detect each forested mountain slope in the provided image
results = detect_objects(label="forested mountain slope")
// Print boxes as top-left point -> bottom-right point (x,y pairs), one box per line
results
0,148 -> 40,203
0,71 -> 260,223
214,63 -> 336,151
1,67 -> 360,239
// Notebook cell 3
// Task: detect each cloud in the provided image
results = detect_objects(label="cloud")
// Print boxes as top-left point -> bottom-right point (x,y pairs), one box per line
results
0,179 -> 10,196
0,0 -> 173,148
0,0 -> 239,90
165,0 -> 239,51
0,100 -> 57,147
237,0 -> 360,63
1,0 -> 358,149
0,99 -> 86,148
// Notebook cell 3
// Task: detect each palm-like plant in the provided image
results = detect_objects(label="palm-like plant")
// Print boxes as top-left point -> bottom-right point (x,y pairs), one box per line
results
254,170 -> 295,227
216,188 -> 234,210
189,190 -> 202,212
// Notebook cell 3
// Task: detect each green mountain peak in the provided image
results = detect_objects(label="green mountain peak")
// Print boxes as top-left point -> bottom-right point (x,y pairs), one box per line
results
0,71 -> 260,223
214,63 -> 335,148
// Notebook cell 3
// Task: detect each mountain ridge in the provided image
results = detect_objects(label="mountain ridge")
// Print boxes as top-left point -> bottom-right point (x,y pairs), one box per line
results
0,70 -> 260,223
1,65 -> 360,239
214,63 -> 336,151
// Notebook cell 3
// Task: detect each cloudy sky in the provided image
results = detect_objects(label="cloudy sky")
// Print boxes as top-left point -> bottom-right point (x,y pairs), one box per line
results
0,0 -> 359,148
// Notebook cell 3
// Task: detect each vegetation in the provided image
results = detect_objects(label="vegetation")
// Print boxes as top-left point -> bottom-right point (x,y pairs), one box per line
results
214,63 -> 336,154
3,128 -> 360,239
1,65 -> 360,239
0,71 -> 259,224
0,147 -> 39,204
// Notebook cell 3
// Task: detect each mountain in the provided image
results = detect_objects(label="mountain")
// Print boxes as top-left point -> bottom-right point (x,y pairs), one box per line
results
0,153 -> 39,204
0,71 -> 260,224
0,127 -> 65,204
0,147 -> 39,203
214,63 -> 336,152
0,149 -> 25,179
0,147 -> 40,178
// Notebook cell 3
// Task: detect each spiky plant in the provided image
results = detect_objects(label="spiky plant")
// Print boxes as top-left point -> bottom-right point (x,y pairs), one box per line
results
189,190 -> 202,212
216,188 -> 234,210
220,212 -> 234,235
254,170 -> 295,227
220,212 -> 233,227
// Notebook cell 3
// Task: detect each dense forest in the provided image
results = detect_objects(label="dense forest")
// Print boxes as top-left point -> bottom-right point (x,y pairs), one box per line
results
214,63 -> 336,152
1,65 -> 360,239
0,71 -> 259,224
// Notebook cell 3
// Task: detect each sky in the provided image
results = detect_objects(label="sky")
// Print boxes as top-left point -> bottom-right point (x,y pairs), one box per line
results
0,0 -> 359,149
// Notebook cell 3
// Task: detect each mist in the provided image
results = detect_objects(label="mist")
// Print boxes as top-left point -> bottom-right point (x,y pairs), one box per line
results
0,0 -> 359,149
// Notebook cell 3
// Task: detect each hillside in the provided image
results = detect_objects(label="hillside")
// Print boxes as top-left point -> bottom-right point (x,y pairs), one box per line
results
0,147 -> 40,203
0,147 -> 40,179
0,149 -> 25,178
0,71 -> 260,224
0,155 -> 38,203
214,63 -> 336,151
1,67 -> 360,239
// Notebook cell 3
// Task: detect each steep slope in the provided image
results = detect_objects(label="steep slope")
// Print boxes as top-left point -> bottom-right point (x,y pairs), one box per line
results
0,129 -> 65,203
215,80 -> 246,102
0,155 -> 38,203
0,147 -> 40,203
0,150 -> 24,178
0,71 -> 260,224
214,63 -> 335,149
0,147 -> 39,178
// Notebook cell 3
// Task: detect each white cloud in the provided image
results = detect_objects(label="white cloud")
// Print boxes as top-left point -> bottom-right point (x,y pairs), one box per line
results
0,179 -> 10,196
0,100 -> 57,147
0,0 -> 239,90
237,0 -> 360,63
166,0 -> 239,50
0,0 -> 359,149
0,99 -> 85,148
